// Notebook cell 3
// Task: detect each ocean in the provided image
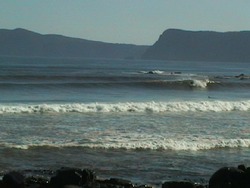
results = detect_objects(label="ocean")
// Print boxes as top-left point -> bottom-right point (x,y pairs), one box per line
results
0,56 -> 250,186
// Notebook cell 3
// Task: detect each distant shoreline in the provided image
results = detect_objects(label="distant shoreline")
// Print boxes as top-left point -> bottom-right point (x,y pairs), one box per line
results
1,28 -> 250,62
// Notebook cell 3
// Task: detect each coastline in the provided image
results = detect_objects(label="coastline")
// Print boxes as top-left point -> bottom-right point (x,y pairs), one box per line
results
1,164 -> 249,188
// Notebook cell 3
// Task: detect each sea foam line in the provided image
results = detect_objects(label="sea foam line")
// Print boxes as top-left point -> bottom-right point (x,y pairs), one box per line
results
2,138 -> 250,151
1,100 -> 250,114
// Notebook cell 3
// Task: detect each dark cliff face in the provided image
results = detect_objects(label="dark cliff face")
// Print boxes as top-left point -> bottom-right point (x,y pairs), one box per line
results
142,29 -> 250,62
0,28 -> 148,59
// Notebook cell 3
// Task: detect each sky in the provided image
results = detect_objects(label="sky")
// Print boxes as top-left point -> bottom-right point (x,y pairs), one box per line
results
1,0 -> 250,45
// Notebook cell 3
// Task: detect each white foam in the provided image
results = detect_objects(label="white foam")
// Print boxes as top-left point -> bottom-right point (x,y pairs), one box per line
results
3,138 -> 250,151
140,70 -> 165,74
183,78 -> 218,88
188,79 -> 209,88
1,100 -> 250,114
91,138 -> 250,151
148,70 -> 165,74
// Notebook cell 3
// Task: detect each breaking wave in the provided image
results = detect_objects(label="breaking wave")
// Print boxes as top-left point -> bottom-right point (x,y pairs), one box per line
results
186,79 -> 215,88
1,100 -> 250,114
2,138 -> 250,151
139,70 -> 166,74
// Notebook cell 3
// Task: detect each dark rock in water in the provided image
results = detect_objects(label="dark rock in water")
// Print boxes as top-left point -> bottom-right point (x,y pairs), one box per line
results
172,72 -> 182,75
102,178 -> 134,188
50,167 -> 83,188
162,181 -> 203,188
2,171 -> 25,188
63,185 -> 82,188
235,74 -> 245,80
50,167 -> 96,188
81,169 -> 96,185
25,176 -> 49,187
235,74 -> 250,80
98,178 -> 153,188
3,165 -> 250,188
209,166 -> 248,188
237,164 -> 246,172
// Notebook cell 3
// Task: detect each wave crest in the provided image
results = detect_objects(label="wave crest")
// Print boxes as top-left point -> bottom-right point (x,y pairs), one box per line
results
187,79 -> 214,88
1,100 -> 250,114
3,138 -> 250,151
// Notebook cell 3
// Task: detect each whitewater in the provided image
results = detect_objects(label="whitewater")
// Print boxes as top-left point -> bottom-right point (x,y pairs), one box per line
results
1,100 -> 250,114
0,56 -> 250,186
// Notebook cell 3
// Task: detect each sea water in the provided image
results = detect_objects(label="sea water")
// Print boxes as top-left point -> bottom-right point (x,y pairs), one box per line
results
0,56 -> 250,186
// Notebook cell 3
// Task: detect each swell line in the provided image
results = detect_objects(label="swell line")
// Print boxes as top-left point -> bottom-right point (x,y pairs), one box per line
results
0,80 -> 250,90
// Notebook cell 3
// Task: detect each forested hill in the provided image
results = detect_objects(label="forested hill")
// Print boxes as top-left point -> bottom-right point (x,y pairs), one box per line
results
0,28 -> 148,59
142,29 -> 250,62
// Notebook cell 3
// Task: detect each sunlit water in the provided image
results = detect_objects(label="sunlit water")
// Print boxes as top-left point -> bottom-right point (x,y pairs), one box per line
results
0,57 -> 250,186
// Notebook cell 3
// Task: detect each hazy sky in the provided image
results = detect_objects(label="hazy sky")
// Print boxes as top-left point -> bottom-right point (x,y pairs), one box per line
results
1,0 -> 250,45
